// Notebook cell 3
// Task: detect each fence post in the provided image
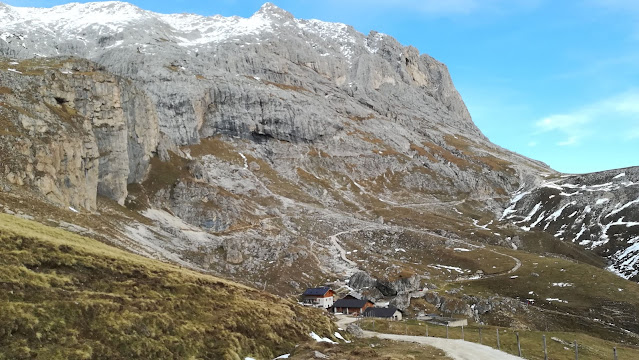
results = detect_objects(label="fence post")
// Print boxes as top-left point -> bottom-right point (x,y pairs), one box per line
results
497,329 -> 500,350
405,323 -> 408,335
479,327 -> 482,344
516,332 -> 522,357
373,319 -> 375,331
462,325 -> 464,341
614,347 -> 618,360
446,325 -> 449,338
574,340 -> 578,360
543,334 -> 548,360
426,325 -> 428,337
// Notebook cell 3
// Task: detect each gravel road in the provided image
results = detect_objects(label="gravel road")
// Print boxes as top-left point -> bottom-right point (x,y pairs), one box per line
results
337,316 -> 523,360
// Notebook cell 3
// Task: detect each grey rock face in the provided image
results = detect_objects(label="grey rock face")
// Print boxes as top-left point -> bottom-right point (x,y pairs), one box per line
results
345,323 -> 364,337
0,58 -> 158,208
348,271 -> 421,308
0,2 -> 551,208
503,167 -> 639,280
0,2 -> 480,144
422,291 -> 473,317
0,1 -> 568,293
349,271 -> 377,290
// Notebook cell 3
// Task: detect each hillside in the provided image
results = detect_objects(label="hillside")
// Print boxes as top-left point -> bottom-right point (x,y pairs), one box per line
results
0,212 -> 335,360
1,0 -> 639,352
503,167 -> 639,281
0,1 -> 551,293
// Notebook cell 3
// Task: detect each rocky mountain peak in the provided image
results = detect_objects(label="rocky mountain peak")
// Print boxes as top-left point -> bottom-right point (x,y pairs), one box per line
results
256,2 -> 294,21
0,0 -> 558,296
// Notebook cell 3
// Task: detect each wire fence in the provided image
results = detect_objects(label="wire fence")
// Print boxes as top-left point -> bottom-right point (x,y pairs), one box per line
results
357,318 -> 627,360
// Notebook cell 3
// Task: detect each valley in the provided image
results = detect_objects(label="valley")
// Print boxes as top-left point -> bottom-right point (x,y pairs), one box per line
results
1,1 -> 638,359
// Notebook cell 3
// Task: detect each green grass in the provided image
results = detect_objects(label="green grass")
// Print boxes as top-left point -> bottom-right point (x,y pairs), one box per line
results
360,319 -> 639,360
0,213 -> 336,360
290,336 -> 452,359
457,248 -> 639,342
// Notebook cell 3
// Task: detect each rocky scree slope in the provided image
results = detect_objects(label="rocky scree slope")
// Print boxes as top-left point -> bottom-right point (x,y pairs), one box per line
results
0,1 -> 581,294
503,167 -> 639,281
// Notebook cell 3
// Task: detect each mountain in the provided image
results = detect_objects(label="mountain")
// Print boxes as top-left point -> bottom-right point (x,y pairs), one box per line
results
502,167 -> 639,281
2,0 -> 639,347
1,0 -> 550,285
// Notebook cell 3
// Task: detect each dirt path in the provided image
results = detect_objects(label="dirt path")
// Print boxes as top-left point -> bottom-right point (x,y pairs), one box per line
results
329,230 -> 359,268
388,226 -> 523,281
363,332 -> 524,360
450,247 -> 522,282
336,316 -> 523,360
327,224 -> 523,282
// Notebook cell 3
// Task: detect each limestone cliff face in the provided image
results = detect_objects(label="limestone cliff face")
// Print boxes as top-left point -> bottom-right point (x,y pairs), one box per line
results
0,58 -> 158,209
0,3 -> 479,147
0,2 -> 554,293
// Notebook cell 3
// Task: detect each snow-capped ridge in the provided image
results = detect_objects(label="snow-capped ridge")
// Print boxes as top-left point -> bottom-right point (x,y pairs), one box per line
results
256,2 -> 294,20
504,167 -> 639,281
0,1 -> 371,51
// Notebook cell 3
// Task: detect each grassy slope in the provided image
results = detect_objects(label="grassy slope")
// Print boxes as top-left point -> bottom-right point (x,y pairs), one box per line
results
457,248 -> 639,342
289,337 -> 452,359
0,213 -> 335,360
360,319 -> 639,360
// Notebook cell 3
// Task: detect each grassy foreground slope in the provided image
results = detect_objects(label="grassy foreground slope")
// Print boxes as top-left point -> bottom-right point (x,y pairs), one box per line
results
0,213 -> 335,360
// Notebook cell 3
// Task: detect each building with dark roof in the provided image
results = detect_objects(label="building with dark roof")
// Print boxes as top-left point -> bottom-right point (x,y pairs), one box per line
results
332,298 -> 374,315
301,287 -> 335,308
363,306 -> 403,321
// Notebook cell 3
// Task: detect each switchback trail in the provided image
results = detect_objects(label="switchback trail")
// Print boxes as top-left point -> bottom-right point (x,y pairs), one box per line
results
326,223 -> 523,282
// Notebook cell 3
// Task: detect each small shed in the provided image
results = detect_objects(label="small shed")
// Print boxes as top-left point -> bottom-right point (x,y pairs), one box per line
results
363,306 -> 403,321
429,316 -> 468,327
332,298 -> 374,315
301,287 -> 335,308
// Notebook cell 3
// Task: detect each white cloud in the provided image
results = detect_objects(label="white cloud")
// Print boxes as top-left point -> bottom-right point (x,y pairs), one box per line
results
534,90 -> 639,146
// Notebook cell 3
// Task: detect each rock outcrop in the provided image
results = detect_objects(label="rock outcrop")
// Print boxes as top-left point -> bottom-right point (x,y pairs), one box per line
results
348,271 -> 422,309
0,58 -> 158,209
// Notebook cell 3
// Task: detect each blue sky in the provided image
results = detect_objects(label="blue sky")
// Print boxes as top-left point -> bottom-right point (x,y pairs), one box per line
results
6,0 -> 639,173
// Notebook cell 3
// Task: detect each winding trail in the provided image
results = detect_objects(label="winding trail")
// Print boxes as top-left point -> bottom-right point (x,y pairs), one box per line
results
326,223 -> 522,283
329,230 -> 359,268
336,316 -> 523,360
450,247 -> 522,282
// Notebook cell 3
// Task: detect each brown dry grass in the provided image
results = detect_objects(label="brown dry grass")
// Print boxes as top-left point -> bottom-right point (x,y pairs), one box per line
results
361,319 -> 639,360
442,134 -> 516,174
263,80 -> 310,93
410,143 -> 438,162
348,113 -> 375,122
423,141 -> 477,170
186,136 -> 243,165
290,337 -> 452,359
0,111 -> 19,136
306,147 -> 331,158
1,57 -> 65,75
141,151 -> 192,194
0,213 -> 337,360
